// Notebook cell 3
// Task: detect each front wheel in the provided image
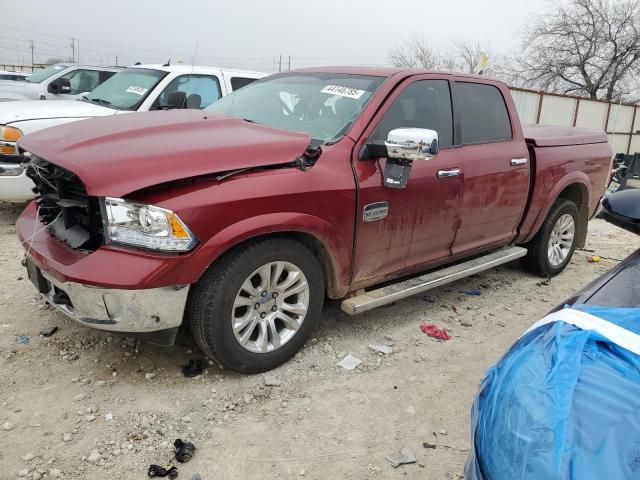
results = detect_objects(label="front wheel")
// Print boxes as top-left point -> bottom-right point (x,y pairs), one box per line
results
522,198 -> 579,277
187,238 -> 325,373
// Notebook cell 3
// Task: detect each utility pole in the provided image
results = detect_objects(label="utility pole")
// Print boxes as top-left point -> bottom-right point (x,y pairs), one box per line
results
71,38 -> 75,63
30,40 -> 34,70
77,40 -> 80,64
288,55 -> 291,71
278,54 -> 282,73
115,55 -> 118,67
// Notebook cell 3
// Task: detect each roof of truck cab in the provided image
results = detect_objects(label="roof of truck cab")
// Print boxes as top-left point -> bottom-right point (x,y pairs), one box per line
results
51,63 -> 121,70
129,64 -> 266,77
290,66 -> 499,82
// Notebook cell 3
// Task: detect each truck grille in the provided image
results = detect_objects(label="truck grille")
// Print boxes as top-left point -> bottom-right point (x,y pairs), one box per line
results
25,155 -> 103,250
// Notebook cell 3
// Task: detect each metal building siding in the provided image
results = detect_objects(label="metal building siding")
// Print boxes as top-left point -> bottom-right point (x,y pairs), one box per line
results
538,95 -> 576,126
629,135 -> 640,153
607,104 -> 634,133
575,100 -> 608,130
510,90 -> 539,124
633,106 -> 640,132
508,87 -> 637,154
608,134 -> 630,154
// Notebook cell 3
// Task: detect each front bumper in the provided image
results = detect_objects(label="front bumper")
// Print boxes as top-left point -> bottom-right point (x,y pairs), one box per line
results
26,257 -> 190,333
0,164 -> 35,202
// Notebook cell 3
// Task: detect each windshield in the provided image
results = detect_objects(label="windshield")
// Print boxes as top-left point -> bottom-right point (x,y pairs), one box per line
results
206,73 -> 385,143
27,64 -> 66,83
85,68 -> 167,111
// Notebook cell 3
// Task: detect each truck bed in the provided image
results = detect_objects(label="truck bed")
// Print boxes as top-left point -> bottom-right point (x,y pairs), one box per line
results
517,125 -> 612,247
523,125 -> 609,147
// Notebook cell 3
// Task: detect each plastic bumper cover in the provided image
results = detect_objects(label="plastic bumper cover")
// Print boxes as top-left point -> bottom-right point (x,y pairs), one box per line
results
0,164 -> 34,202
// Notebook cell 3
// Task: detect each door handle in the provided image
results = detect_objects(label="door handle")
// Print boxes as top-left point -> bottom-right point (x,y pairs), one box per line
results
510,158 -> 528,166
437,168 -> 461,179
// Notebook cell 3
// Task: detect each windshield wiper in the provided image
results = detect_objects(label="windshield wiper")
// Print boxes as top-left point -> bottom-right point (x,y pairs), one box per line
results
88,97 -> 123,110
90,97 -> 112,106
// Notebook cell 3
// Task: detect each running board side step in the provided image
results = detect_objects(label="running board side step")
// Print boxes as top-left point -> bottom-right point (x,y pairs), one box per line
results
341,247 -> 527,315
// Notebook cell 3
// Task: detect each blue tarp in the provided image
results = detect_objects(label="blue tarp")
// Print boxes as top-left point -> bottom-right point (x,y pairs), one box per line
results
466,305 -> 640,479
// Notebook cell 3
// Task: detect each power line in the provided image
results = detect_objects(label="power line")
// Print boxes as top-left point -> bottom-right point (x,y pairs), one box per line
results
0,24 -> 281,64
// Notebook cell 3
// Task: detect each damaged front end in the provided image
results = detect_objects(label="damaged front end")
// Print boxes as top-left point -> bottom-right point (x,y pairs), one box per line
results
25,154 -> 104,250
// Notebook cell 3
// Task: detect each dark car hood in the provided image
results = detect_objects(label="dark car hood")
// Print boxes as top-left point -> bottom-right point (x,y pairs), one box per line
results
19,110 -> 311,196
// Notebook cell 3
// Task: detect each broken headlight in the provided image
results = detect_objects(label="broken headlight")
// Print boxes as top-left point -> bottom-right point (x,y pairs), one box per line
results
102,197 -> 197,252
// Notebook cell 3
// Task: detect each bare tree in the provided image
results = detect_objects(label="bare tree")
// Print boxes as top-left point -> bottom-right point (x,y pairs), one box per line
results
511,0 -> 640,101
389,36 -> 494,74
454,41 -> 488,74
389,36 -> 451,70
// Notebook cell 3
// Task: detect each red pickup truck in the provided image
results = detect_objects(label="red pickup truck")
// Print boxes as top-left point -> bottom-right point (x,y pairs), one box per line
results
17,67 -> 612,372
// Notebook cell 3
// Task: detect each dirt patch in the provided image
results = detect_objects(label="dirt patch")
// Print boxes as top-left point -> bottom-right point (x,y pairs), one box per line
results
1,201 -> 638,479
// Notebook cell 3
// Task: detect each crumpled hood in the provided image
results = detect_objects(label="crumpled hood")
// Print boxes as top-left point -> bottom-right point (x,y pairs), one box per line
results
0,99 -> 114,124
19,109 -> 312,196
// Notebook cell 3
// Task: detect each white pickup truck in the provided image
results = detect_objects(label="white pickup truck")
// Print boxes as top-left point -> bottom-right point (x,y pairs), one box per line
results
0,71 -> 29,82
0,63 -> 121,102
0,64 -> 266,201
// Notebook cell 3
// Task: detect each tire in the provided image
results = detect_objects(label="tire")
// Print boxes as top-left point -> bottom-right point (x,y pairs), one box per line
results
187,238 -> 325,373
522,198 -> 579,277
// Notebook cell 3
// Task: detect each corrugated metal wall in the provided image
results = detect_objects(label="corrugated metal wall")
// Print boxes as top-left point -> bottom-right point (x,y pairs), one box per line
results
510,90 -> 539,124
538,95 -> 576,126
575,101 -> 607,129
509,87 -> 639,154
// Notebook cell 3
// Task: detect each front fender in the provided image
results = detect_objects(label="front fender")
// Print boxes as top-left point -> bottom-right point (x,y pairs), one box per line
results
176,212 -> 351,298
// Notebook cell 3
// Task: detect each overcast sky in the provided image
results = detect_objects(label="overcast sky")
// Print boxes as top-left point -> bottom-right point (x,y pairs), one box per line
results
2,0 -> 550,73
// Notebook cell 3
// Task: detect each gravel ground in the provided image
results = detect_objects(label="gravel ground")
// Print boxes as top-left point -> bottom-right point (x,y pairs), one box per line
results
1,200 -> 638,480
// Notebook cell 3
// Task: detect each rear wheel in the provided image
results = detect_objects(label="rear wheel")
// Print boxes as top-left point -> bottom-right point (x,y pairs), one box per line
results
522,198 -> 579,277
187,238 -> 325,373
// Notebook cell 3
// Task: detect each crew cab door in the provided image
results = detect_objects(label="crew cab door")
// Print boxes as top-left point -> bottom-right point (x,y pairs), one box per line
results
351,77 -> 462,284
449,81 -> 530,255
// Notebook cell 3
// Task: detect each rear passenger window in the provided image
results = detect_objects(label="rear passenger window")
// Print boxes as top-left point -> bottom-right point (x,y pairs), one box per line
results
231,77 -> 257,91
371,80 -> 453,148
456,82 -> 512,144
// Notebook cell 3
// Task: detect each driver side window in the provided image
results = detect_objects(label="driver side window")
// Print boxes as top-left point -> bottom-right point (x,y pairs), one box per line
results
154,74 -> 222,109
59,69 -> 100,95
372,80 -> 453,148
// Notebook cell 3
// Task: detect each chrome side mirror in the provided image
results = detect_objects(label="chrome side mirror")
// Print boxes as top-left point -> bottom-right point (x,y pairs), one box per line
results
385,128 -> 439,161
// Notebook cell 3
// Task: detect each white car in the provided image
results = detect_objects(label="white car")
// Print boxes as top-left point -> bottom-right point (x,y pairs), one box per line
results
0,64 -> 120,102
0,64 -> 266,202
0,70 -> 29,82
